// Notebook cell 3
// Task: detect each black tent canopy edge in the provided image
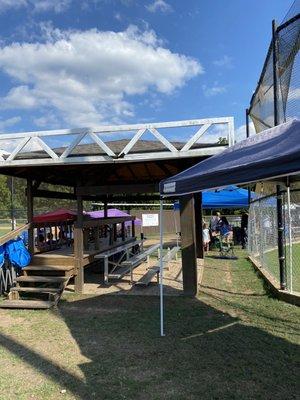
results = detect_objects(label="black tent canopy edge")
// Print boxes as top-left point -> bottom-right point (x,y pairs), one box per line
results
159,119 -> 300,197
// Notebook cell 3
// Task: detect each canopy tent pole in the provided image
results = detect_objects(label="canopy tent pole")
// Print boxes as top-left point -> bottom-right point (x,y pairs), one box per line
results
173,205 -> 179,248
159,198 -> 165,337
287,185 -> 293,292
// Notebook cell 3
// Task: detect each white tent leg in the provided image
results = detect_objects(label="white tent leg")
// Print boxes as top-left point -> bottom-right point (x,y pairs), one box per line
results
159,199 -> 165,337
287,186 -> 293,292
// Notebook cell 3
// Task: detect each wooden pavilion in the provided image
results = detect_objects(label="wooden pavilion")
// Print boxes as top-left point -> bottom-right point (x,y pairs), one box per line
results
0,117 -> 234,303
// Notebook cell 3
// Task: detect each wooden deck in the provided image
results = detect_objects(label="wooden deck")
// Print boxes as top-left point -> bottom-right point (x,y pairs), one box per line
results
32,236 -> 137,272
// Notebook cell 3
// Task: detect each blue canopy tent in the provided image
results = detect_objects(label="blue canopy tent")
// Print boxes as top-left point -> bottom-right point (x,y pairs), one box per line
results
173,185 -> 251,210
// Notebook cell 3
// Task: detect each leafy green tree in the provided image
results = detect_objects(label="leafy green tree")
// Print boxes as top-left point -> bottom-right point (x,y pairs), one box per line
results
0,175 -> 11,213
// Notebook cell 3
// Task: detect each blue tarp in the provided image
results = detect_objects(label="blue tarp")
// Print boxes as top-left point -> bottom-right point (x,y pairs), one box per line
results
160,120 -> 300,197
173,185 -> 251,209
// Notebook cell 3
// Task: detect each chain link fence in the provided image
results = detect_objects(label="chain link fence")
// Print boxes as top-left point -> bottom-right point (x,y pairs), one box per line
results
248,8 -> 300,132
248,189 -> 300,293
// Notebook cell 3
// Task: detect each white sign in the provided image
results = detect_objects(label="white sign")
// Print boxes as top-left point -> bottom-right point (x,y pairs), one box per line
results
142,213 -> 159,227
163,182 -> 176,193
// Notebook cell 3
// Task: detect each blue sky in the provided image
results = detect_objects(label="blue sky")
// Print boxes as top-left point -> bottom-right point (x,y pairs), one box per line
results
0,0 -> 294,143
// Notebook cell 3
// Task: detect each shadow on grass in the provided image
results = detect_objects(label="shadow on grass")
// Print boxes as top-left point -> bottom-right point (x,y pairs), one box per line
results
200,284 -> 268,297
0,292 -> 299,399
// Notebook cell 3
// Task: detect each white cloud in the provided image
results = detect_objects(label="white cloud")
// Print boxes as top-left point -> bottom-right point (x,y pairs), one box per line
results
2,85 -> 39,109
213,55 -> 233,69
0,0 -> 71,13
0,0 -> 26,12
235,121 -> 256,142
0,116 -> 21,131
288,87 -> 300,100
33,0 -> 71,13
0,26 -> 202,127
146,0 -> 172,13
202,83 -> 226,97
114,12 -> 122,21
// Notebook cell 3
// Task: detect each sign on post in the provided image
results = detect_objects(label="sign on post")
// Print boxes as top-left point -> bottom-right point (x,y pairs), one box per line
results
142,213 -> 159,227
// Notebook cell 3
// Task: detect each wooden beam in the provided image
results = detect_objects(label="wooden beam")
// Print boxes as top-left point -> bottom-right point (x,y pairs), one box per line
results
180,195 -> 198,296
76,183 -> 158,196
26,179 -> 34,255
32,189 -> 76,200
194,193 -> 204,259
74,194 -> 84,293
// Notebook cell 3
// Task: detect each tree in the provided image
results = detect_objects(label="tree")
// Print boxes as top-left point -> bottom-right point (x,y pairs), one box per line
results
0,175 -> 11,214
217,137 -> 228,145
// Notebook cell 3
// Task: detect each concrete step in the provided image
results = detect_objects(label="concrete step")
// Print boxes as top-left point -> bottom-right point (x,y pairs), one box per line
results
0,300 -> 54,309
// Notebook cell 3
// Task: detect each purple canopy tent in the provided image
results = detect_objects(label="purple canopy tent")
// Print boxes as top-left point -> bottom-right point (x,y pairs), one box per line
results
85,208 -> 142,226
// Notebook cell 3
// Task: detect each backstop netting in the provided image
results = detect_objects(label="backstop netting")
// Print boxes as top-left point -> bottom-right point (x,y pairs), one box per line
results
249,7 -> 300,132
248,188 -> 300,293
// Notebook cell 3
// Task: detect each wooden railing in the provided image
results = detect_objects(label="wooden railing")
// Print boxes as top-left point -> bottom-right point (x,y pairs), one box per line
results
0,223 -> 31,294
0,223 -> 31,246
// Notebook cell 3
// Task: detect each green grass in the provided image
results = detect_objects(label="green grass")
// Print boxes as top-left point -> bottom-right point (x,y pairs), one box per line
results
264,243 -> 300,292
0,251 -> 299,399
0,226 -> 12,237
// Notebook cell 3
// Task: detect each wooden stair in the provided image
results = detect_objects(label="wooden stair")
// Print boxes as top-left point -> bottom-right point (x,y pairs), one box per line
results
0,255 -> 74,309
0,300 -> 55,309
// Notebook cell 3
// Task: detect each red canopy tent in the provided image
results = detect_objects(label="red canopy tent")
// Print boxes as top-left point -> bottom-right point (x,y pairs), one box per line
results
33,208 -> 77,224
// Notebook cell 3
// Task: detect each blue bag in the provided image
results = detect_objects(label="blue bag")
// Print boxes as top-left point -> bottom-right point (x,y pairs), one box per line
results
5,238 -> 31,269
0,245 -> 5,268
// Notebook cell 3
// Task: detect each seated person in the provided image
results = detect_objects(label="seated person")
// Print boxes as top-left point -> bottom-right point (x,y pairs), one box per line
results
36,234 -> 49,252
46,232 -> 54,245
218,216 -> 233,242
210,211 -> 221,237
58,229 -> 68,246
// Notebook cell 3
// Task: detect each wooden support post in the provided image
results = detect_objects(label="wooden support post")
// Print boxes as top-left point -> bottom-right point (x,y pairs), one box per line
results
113,223 -> 117,243
104,199 -> 108,237
95,227 -> 100,250
194,193 -> 204,259
180,195 -> 198,296
74,194 -> 84,293
83,229 -> 89,250
121,222 -> 125,242
26,178 -> 34,255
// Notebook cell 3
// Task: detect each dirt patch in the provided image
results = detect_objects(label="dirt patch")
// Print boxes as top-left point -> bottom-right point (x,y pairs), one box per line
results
0,311 -> 28,328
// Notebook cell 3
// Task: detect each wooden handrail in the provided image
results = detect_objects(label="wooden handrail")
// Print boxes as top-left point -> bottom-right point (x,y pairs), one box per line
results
0,223 -> 32,246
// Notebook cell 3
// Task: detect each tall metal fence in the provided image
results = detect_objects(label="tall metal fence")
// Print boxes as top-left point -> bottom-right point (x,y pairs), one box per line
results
248,9 -> 300,132
248,188 -> 300,293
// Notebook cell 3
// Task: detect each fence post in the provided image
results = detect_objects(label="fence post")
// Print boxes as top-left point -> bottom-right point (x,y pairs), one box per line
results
287,186 -> 293,292
276,185 -> 286,290
272,20 -> 279,126
246,108 -> 250,138
245,110 -> 252,206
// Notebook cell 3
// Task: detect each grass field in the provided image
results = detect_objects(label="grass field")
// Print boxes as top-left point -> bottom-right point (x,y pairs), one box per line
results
0,250 -> 299,399
0,226 -> 13,237
264,243 -> 300,292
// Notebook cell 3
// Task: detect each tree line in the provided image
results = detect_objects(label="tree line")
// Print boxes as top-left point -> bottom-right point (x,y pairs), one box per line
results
0,175 -> 76,218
